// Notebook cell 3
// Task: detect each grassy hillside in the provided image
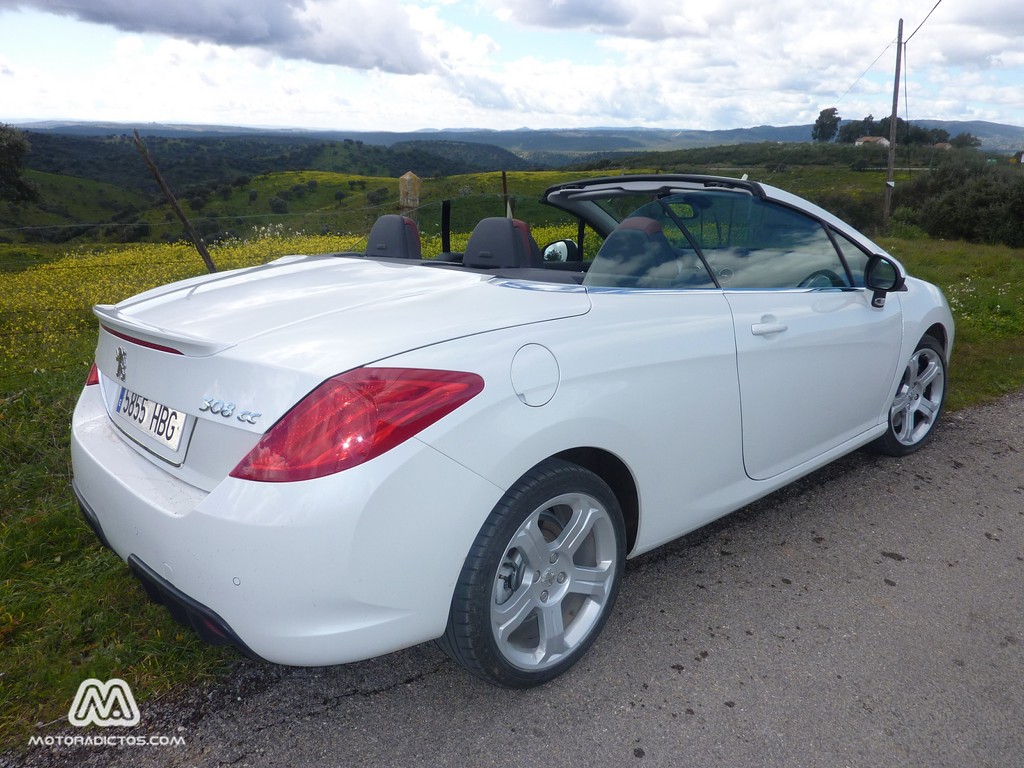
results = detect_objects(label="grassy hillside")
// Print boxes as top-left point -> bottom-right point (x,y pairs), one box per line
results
7,132 -> 549,248
10,131 -> 1021,250
0,171 -> 149,246
1,168 -> 600,251
21,132 -> 530,194
0,161 -> 914,261
128,169 -> 571,244
129,163 -> 899,245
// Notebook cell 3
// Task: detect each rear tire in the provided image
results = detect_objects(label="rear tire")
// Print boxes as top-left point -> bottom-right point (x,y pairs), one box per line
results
438,458 -> 625,687
871,335 -> 947,456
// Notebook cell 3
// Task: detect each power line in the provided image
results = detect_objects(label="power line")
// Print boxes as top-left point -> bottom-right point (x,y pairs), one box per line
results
833,40 -> 898,108
903,44 -> 911,127
897,0 -> 944,152
906,0 -> 943,43
833,0 -> 943,111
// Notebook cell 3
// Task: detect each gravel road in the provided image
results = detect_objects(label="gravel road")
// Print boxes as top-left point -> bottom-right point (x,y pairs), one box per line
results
9,392 -> 1023,768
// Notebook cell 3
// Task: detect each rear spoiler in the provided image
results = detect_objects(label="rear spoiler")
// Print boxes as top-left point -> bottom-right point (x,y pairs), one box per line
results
94,305 -> 230,358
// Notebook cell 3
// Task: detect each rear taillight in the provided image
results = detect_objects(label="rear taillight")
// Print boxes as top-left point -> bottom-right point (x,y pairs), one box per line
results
230,368 -> 484,483
85,364 -> 100,386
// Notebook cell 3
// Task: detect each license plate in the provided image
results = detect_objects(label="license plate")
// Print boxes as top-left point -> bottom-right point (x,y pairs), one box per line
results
114,387 -> 185,452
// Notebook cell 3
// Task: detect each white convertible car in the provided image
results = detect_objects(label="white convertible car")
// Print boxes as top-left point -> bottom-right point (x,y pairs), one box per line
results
71,174 -> 953,687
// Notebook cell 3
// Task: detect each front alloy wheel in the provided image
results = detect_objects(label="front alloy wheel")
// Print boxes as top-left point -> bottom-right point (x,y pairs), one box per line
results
439,459 -> 625,687
873,335 -> 947,456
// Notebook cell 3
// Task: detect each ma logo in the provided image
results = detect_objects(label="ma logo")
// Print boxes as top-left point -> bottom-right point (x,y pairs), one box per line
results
68,678 -> 140,727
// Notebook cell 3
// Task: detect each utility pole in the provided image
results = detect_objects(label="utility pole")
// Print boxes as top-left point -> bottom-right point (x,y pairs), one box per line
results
884,18 -> 903,225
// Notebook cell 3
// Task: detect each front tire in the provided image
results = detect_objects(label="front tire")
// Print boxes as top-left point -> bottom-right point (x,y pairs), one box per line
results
439,458 -> 625,687
872,335 -> 947,456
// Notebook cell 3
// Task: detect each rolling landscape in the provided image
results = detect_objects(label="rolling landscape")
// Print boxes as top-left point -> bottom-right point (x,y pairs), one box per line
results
1,118 -> 1023,747
5,0 -> 1024,757
2,118 -> 1023,259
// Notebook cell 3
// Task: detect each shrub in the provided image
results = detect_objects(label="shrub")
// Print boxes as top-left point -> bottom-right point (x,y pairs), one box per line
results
366,187 -> 390,206
895,157 -> 1024,246
812,192 -> 883,233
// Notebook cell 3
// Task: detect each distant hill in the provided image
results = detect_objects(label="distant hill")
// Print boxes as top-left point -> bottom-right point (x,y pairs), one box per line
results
907,120 -> 1024,152
16,132 -> 512,192
18,119 -> 1024,158
389,140 -> 532,171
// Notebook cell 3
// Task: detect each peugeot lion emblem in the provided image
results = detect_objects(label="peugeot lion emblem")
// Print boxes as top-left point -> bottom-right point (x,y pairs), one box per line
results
115,347 -> 128,382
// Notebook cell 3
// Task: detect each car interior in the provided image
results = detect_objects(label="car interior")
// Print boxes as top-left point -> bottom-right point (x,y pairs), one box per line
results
349,185 -> 869,290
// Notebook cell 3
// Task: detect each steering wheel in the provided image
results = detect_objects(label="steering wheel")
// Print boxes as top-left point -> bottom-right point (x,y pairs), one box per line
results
798,269 -> 844,288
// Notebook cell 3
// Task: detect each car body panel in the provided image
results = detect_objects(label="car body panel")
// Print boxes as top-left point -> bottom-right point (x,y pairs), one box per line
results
726,287 -> 904,479
381,289 -> 747,552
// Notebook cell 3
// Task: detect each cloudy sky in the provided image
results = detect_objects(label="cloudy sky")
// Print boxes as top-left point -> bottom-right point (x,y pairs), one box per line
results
1,0 -> 1022,132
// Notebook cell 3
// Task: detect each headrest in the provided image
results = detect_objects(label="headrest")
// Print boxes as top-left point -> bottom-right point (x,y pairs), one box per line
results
366,214 -> 422,259
463,217 -> 542,269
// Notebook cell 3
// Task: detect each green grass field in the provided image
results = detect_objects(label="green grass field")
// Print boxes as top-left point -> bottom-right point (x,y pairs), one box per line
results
1,183 -> 1022,750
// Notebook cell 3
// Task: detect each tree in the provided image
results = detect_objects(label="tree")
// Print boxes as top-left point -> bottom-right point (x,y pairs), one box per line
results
812,108 -> 840,143
0,123 -> 38,202
838,115 -> 875,144
951,132 -> 982,149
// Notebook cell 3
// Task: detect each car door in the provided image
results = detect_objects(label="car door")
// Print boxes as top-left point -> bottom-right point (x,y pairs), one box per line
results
702,199 -> 903,480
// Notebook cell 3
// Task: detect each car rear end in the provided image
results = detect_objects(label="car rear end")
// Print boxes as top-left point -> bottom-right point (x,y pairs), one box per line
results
72,319 -> 508,664
70,255 -> 593,665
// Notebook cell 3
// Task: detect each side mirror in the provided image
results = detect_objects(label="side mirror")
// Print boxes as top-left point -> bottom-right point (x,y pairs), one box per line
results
542,239 -> 579,263
864,254 -> 906,309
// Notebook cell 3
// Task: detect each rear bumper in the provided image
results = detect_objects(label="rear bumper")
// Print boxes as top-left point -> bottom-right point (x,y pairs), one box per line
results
75,479 -> 257,656
126,554 -> 258,656
75,480 -> 113,552
70,384 -> 504,666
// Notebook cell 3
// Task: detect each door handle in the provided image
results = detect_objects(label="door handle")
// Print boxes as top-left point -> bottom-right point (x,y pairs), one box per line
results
751,320 -> 788,336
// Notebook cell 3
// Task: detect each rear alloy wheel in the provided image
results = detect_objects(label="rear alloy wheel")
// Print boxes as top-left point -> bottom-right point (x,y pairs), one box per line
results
439,458 -> 625,687
872,335 -> 947,456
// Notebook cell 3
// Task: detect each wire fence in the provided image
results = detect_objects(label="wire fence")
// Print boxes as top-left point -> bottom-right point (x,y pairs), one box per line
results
0,190 -> 568,247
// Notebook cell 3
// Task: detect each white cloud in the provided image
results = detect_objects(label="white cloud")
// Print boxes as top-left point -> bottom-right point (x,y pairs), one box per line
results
492,0 -> 633,31
0,0 -> 1022,130
6,0 -> 439,73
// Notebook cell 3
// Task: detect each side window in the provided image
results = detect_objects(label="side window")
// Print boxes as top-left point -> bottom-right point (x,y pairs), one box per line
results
831,230 -> 871,287
584,193 -> 855,291
702,199 -> 851,289
584,197 -> 718,289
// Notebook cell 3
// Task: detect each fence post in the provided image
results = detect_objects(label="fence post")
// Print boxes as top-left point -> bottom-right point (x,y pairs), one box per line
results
132,129 -> 217,273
